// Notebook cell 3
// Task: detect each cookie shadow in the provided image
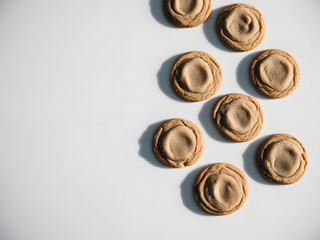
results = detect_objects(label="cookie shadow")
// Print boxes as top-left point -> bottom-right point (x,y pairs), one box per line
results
236,51 -> 269,99
138,121 -> 171,168
242,136 -> 274,185
157,54 -> 186,102
149,0 -> 176,28
198,96 -> 234,143
180,165 -> 214,216
202,7 -> 233,52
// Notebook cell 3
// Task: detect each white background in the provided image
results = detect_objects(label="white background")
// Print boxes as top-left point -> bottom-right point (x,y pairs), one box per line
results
0,0 -> 320,239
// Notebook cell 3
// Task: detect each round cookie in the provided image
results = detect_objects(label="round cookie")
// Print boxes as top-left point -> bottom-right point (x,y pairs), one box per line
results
171,51 -> 222,102
216,3 -> 266,51
212,93 -> 264,142
193,163 -> 249,215
152,118 -> 204,168
256,134 -> 308,184
163,0 -> 212,28
250,49 -> 300,98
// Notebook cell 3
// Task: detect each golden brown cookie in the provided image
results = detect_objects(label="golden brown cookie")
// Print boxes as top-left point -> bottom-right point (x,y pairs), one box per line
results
256,134 -> 308,184
250,49 -> 300,98
170,51 -> 222,102
216,3 -> 266,51
163,0 -> 212,28
193,163 -> 249,215
152,118 -> 204,168
212,93 -> 264,142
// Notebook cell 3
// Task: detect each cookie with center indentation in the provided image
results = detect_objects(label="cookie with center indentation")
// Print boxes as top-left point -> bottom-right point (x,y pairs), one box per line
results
193,163 -> 249,215
152,118 -> 204,168
163,0 -> 212,28
250,49 -> 300,98
212,93 -> 264,142
256,134 -> 308,184
171,51 -> 222,102
216,3 -> 266,51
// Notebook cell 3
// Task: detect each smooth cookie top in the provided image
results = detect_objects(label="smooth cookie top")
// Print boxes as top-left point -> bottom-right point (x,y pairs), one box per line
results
193,163 -> 249,215
171,51 -> 222,102
163,0 -> 212,28
256,134 -> 308,184
152,118 -> 204,168
212,93 -> 264,142
216,3 -> 266,51
250,49 -> 300,98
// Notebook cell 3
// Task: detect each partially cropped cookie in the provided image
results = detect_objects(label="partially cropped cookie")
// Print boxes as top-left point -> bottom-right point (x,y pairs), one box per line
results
163,0 -> 212,28
171,51 -> 222,102
250,49 -> 300,98
256,134 -> 308,184
152,118 -> 204,168
212,93 -> 263,142
193,163 -> 248,215
216,3 -> 266,51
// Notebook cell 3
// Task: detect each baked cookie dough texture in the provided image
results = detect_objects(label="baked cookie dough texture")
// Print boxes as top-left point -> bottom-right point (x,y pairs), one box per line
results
216,3 -> 266,51
212,93 -> 264,142
256,134 -> 308,184
163,0 -> 212,28
250,49 -> 300,98
193,163 -> 249,215
171,51 -> 222,102
152,118 -> 204,168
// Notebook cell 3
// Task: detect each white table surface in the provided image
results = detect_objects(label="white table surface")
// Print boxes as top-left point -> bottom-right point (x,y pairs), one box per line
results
0,0 -> 320,239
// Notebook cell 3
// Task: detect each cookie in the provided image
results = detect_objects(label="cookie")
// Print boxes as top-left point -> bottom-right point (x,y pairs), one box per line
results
193,163 -> 249,215
216,3 -> 266,51
163,0 -> 212,28
250,49 -> 300,98
212,93 -> 264,142
256,134 -> 308,184
152,118 -> 204,168
170,51 -> 222,102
